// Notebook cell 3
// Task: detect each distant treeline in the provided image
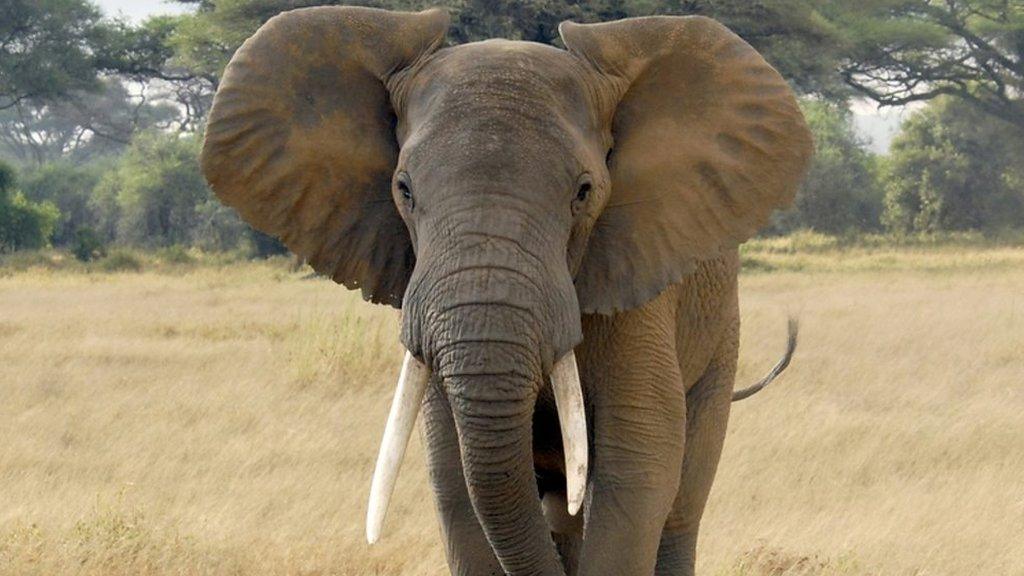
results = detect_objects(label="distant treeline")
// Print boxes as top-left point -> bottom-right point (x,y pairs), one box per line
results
0,135 -> 285,258
2,0 -> 1022,257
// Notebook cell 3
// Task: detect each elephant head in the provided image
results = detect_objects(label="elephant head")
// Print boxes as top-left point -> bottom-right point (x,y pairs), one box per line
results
201,6 -> 811,573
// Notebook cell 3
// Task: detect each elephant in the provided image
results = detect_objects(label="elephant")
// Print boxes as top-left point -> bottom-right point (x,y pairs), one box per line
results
199,6 -> 812,575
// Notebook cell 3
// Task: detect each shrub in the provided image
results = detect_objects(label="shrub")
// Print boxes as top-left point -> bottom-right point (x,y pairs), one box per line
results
883,98 -> 1024,234
96,250 -> 142,273
157,245 -> 194,264
72,227 -> 107,262
0,249 -> 71,272
20,161 -> 103,246
193,199 -> 248,252
97,132 -> 212,248
248,228 -> 290,259
744,229 -> 842,254
768,101 -> 883,235
0,161 -> 60,253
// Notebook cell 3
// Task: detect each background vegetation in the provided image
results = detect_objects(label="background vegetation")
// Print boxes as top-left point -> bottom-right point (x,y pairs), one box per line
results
1,0 -> 1022,259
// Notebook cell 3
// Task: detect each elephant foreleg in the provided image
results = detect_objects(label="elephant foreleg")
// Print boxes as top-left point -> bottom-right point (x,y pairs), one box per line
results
576,291 -> 687,574
656,332 -> 738,576
421,382 -> 504,576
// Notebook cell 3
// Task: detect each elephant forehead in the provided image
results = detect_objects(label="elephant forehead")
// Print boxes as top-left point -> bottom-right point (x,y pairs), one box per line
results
406,41 -> 596,128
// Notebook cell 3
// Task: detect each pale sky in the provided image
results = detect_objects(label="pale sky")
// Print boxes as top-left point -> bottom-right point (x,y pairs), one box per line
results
95,0 -> 192,22
852,105 -> 912,154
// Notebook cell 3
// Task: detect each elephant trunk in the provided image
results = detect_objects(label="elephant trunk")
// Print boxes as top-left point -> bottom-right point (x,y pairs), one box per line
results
420,265 -> 569,574
446,365 -> 564,575
390,226 -> 585,573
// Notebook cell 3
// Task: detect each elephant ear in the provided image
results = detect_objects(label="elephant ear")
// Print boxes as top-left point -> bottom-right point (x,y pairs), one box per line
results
560,16 -> 813,314
201,7 -> 448,307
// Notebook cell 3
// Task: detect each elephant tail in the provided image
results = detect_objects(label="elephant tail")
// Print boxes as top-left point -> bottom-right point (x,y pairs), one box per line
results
731,317 -> 798,402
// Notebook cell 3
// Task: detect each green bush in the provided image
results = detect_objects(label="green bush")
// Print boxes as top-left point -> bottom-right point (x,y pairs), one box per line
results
768,101 -> 884,235
96,250 -> 142,273
883,98 -> 1024,234
0,162 -> 60,253
72,227 -> 107,262
96,131 -> 212,248
0,249 -> 73,272
743,229 -> 843,254
20,161 -> 103,246
156,245 -> 194,264
248,228 -> 290,259
192,199 -> 248,252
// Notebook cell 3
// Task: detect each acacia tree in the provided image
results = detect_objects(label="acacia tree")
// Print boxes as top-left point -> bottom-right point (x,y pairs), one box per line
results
837,0 -> 1024,131
95,15 -> 218,132
0,1 -> 212,166
0,0 -> 102,110
166,0 -> 846,98
0,80 -> 179,166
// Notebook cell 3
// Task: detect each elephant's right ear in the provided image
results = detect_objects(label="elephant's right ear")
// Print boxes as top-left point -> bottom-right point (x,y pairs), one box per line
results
201,7 -> 448,307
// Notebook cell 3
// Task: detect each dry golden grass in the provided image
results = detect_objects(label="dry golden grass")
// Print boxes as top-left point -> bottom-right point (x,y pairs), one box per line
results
1,248 -> 1021,575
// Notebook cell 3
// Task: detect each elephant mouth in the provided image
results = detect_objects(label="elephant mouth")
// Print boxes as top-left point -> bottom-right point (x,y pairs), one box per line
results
364,349 -> 588,544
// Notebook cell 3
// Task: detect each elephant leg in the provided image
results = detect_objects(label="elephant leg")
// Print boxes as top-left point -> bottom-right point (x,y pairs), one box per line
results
551,529 -> 582,575
576,292 -> 687,575
421,382 -> 504,576
539,487 -> 583,573
656,334 -> 738,576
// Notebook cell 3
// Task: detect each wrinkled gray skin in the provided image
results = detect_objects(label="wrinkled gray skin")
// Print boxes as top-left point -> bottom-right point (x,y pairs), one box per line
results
201,7 -> 812,575
405,44 -> 737,576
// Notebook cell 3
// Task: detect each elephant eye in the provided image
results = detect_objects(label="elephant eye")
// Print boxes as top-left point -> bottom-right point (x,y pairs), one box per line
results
576,181 -> 592,202
396,172 -> 414,209
572,174 -> 592,216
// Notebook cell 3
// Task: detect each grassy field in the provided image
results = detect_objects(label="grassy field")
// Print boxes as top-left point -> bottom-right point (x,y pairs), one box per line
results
1,243 -> 1022,575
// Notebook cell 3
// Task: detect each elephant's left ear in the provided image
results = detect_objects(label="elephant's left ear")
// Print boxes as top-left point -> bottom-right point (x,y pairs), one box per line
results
560,16 -> 813,314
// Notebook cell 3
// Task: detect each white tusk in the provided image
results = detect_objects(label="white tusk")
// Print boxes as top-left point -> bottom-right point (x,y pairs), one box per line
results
550,351 -> 588,516
366,350 -> 431,544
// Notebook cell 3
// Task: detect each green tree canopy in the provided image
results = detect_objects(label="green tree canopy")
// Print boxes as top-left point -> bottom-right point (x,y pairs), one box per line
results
91,130 -> 252,249
0,79 -> 180,166
0,0 -> 102,110
884,97 -> 1024,233
166,0 -> 846,98
770,100 -> 884,234
94,131 -> 210,247
835,0 -> 1024,131
0,160 -> 59,252
20,161 -> 105,246
0,0 -> 210,164
95,15 -> 217,132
